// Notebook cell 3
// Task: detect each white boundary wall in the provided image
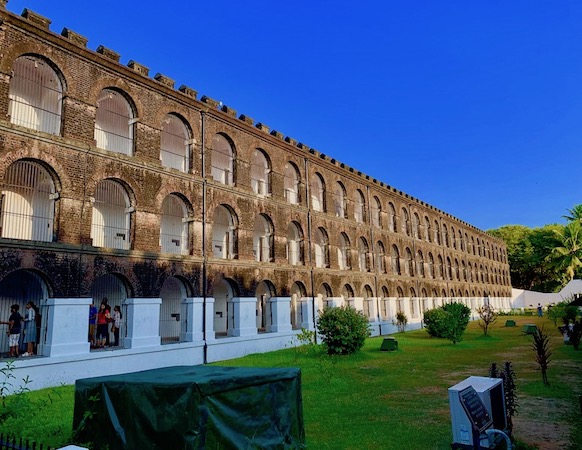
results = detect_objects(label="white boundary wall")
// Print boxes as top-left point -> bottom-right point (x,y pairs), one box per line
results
2,295 -> 503,394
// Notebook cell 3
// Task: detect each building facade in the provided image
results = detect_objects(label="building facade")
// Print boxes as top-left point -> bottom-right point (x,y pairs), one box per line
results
0,3 -> 511,388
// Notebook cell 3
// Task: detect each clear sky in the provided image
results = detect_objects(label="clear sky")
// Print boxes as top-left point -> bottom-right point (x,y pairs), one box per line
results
6,0 -> 582,231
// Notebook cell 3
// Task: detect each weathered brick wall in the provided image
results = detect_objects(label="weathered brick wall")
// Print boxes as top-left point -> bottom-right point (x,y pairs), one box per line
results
0,5 -> 512,300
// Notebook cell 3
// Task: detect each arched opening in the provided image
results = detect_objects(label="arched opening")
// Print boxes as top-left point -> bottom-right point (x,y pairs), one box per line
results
90,179 -> 132,250
160,113 -> 190,172
290,281 -> 307,329
211,134 -> 234,185
287,222 -> 304,266
8,55 -> 63,135
212,205 -> 237,259
371,196 -> 382,228
213,278 -> 236,336
159,276 -> 188,344
94,88 -> 134,155
354,190 -> 366,223
256,280 -> 275,332
358,237 -> 370,272
334,182 -> 347,218
314,227 -> 329,268
253,214 -> 273,262
284,163 -> 301,204
0,269 -> 50,355
160,194 -> 190,255
90,273 -> 130,348
338,232 -> 351,270
310,173 -> 325,212
1,160 -> 57,242
250,149 -> 271,195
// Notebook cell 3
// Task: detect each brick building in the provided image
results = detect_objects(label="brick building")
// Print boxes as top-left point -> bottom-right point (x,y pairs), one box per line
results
0,2 -> 510,382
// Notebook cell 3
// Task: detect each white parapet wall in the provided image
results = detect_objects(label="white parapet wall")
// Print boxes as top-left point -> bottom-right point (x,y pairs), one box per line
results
511,279 -> 582,309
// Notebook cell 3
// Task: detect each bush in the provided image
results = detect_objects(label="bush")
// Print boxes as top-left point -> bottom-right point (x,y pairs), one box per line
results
396,311 -> 408,332
316,305 -> 370,356
424,308 -> 450,338
424,302 -> 471,344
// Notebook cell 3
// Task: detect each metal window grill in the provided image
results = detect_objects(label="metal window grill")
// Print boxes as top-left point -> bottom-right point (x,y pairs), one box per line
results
310,176 -> 324,212
333,183 -> 346,218
354,191 -> 365,223
8,56 -> 62,135
283,164 -> 300,204
250,151 -> 269,195
212,206 -> 235,259
0,160 -> 56,242
90,180 -> 131,249
94,89 -> 133,155
211,135 -> 234,185
160,195 -> 188,255
160,114 -> 190,172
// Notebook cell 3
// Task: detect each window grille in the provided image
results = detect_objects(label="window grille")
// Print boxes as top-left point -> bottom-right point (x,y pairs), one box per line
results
358,237 -> 369,272
211,135 -> 234,185
310,175 -> 325,212
160,195 -> 189,255
253,215 -> 272,262
391,245 -> 400,275
160,114 -> 190,172
376,242 -> 386,273
338,233 -> 351,270
354,190 -> 365,223
8,56 -> 63,135
94,89 -> 134,155
371,197 -> 381,227
287,222 -> 303,266
283,164 -> 300,204
334,182 -> 347,218
314,228 -> 329,268
90,180 -> 131,249
1,160 -> 56,242
250,150 -> 270,195
212,206 -> 236,259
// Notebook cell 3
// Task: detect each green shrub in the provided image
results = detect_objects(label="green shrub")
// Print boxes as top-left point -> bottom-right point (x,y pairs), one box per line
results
423,308 -> 449,338
424,302 -> 471,344
547,300 -> 578,327
396,311 -> 408,332
316,305 -> 370,356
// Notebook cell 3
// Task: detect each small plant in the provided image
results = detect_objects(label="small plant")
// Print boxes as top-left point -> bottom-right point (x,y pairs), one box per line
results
532,325 -> 552,387
316,305 -> 370,356
395,311 -> 408,332
488,361 -> 518,435
477,303 -> 498,336
0,360 -> 33,422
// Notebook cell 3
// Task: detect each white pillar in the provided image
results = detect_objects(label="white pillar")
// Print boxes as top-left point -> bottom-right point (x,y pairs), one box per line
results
43,298 -> 91,357
181,297 -> 215,342
299,297 -> 315,331
268,297 -> 292,333
124,298 -> 162,349
229,297 -> 257,337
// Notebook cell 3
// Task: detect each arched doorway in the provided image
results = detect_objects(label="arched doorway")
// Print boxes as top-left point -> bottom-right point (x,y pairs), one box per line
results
90,274 -> 129,348
160,276 -> 188,344
290,281 -> 307,329
256,280 -> 275,332
213,278 -> 235,336
0,269 -> 50,355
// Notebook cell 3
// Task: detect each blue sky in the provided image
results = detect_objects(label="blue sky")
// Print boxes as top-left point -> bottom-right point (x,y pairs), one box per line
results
7,0 -> 582,230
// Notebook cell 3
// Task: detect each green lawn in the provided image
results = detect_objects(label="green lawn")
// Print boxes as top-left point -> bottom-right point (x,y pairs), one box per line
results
1,315 -> 581,449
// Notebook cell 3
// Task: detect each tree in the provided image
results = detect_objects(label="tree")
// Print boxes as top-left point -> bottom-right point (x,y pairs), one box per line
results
424,303 -> 471,344
562,204 -> 582,223
477,303 -> 498,336
549,221 -> 582,284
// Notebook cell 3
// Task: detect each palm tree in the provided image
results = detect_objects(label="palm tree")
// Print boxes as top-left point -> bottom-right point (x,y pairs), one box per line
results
562,204 -> 582,223
550,221 -> 582,282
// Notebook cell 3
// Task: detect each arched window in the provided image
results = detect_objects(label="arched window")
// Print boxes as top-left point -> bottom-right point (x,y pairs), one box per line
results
371,196 -> 382,228
459,230 -> 465,251
211,134 -> 234,185
446,257 -> 453,280
454,258 -> 460,280
401,208 -> 410,236
250,149 -> 271,195
342,284 -> 355,298
212,205 -> 237,259
437,255 -> 444,279
310,173 -> 325,212
90,179 -> 132,249
391,245 -> 401,275
443,224 -> 449,248
286,221 -> 304,266
8,55 -> 63,135
354,190 -> 366,223
396,286 -> 405,312
471,236 -> 476,255
428,252 -> 435,278
434,220 -> 441,244
334,182 -> 347,218
160,194 -> 190,255
413,213 -> 420,239
451,226 -> 456,249
416,250 -> 425,277
358,237 -> 370,272
424,216 -> 431,242
376,241 -> 386,273
94,88 -> 134,155
462,261 -> 467,281
160,114 -> 190,172
314,227 -> 329,268
405,247 -> 414,276
284,163 -> 300,204
1,160 -> 57,242
388,202 -> 397,232
338,232 -> 351,270
253,214 -> 273,262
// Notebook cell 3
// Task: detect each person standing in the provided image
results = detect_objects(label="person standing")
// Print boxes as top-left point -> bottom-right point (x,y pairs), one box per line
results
89,303 -> 97,347
22,301 -> 37,356
537,303 -> 543,317
96,303 -> 110,348
1,304 -> 23,358
112,305 -> 122,347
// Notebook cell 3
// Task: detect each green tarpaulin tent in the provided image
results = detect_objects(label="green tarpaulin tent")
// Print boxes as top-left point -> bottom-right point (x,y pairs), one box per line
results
73,365 -> 305,449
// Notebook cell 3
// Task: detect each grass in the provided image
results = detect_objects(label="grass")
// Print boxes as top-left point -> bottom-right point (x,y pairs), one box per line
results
1,315 -> 581,449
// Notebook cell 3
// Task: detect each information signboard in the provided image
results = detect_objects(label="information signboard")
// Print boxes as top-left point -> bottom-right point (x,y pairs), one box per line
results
458,385 -> 493,433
